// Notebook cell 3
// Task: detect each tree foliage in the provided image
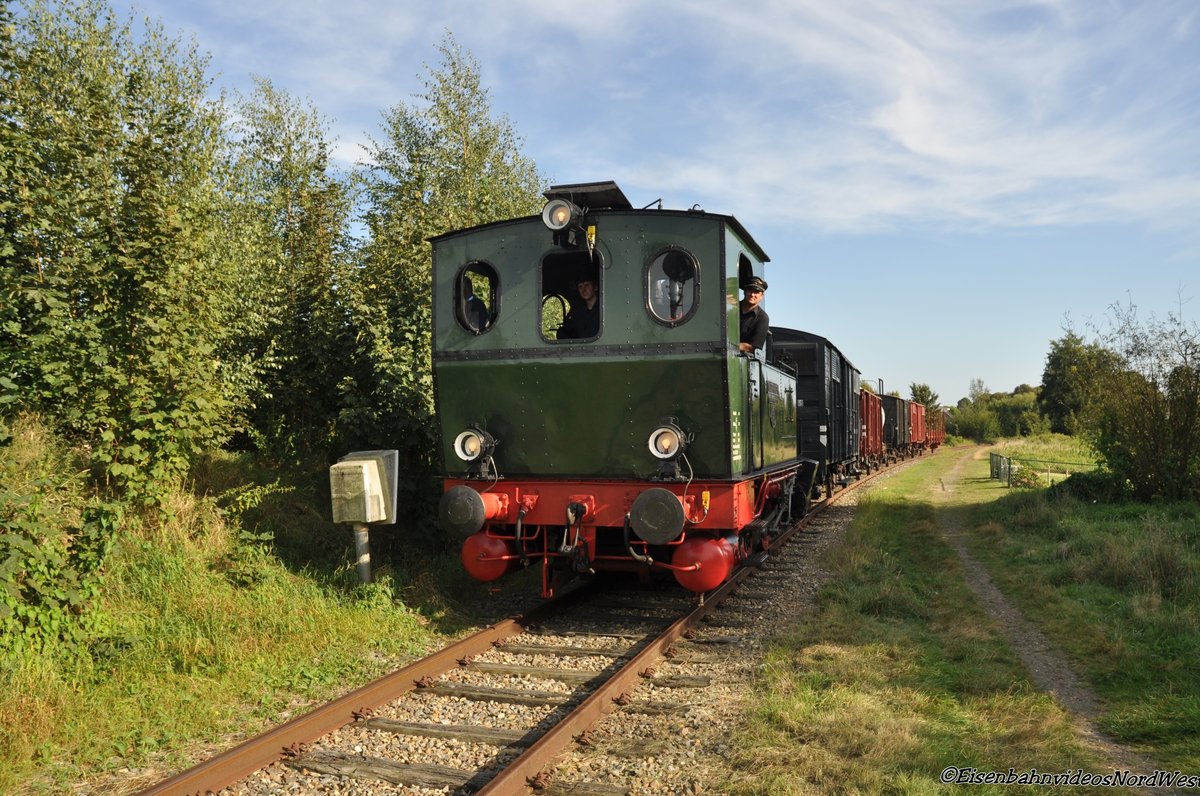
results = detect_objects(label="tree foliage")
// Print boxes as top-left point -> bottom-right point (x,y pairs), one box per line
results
344,35 -> 544,522
909,382 -> 939,412
950,397 -> 1000,442
1089,302 -> 1200,502
1038,331 -> 1123,435
989,389 -> 1048,437
950,379 -> 1047,441
218,77 -> 354,462
1,0 -> 231,502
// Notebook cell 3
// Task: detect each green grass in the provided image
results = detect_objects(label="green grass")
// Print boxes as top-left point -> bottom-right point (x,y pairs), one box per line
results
726,452 -> 1116,795
996,433 -> 1099,478
0,418 -> 498,795
963,457 -> 1200,770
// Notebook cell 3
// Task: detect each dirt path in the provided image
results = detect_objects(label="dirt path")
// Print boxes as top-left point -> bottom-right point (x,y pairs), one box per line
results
933,447 -> 1173,790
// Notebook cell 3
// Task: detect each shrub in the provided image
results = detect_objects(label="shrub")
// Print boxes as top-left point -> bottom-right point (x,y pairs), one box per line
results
1049,470 -> 1134,503
1008,465 -> 1043,489
0,416 -> 120,662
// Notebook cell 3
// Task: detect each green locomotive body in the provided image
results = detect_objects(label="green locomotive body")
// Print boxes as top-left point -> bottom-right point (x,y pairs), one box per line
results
433,182 -> 807,596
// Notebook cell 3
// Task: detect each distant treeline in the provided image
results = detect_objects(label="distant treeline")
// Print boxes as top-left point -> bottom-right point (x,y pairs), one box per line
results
948,318 -> 1200,503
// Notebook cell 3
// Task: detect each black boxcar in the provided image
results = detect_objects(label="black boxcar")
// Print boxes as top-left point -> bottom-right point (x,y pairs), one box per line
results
769,328 -> 861,494
881,393 -> 910,461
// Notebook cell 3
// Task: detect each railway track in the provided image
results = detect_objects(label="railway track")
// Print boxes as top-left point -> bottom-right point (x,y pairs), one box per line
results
136,459 -> 919,796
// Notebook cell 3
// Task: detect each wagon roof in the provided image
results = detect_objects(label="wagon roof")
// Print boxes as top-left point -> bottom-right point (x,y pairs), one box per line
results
770,326 -> 859,372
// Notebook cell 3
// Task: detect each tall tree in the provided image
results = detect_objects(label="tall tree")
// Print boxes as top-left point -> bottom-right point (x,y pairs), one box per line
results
0,0 -> 26,443
989,391 -> 1047,437
909,382 -> 940,412
1038,331 -> 1122,435
1091,302 -> 1200,501
949,378 -> 1000,442
1,0 -> 229,501
345,34 -> 545,521
968,378 -> 990,404
217,77 -> 354,462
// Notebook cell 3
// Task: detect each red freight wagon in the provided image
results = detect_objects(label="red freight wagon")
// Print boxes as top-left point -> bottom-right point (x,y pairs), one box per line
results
908,401 -> 927,452
928,409 -> 947,449
859,389 -> 883,471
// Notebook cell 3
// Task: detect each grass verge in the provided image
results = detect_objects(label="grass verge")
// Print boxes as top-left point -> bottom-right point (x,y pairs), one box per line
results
0,417 -> 503,795
726,452 -> 1122,795
961,453 -> 1200,771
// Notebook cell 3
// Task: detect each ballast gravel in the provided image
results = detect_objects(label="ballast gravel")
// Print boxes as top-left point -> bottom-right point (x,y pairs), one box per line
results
214,492 -> 866,796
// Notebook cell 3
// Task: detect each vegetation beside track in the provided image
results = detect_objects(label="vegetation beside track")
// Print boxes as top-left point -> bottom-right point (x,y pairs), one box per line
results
0,415 -> 492,795
728,450 -> 1134,795
964,456 -> 1200,771
994,433 -> 1097,469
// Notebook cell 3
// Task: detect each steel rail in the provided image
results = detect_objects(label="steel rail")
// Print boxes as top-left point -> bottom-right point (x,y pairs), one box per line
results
135,588 -> 594,796
476,454 -> 922,792
137,453 -> 926,796
472,567 -> 744,794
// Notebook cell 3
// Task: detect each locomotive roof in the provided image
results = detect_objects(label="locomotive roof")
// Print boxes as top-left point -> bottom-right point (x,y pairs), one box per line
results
429,185 -> 770,263
543,180 -> 632,209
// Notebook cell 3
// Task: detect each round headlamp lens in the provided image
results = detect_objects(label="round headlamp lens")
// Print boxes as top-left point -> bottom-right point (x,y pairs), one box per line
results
648,425 -> 684,460
454,430 -> 484,461
542,199 -> 576,231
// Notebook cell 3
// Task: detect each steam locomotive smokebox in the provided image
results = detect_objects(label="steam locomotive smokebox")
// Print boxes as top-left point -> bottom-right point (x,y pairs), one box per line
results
330,450 -> 399,525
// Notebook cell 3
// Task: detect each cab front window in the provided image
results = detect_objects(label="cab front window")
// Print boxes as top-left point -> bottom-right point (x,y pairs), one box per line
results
540,250 -> 602,342
647,249 -> 698,326
456,262 -> 497,334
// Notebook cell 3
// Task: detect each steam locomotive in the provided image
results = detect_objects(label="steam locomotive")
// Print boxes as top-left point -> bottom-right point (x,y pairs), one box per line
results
433,182 -> 936,598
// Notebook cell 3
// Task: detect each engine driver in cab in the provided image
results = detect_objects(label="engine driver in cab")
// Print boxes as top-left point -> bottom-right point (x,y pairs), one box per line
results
557,274 -> 600,340
738,276 -> 769,353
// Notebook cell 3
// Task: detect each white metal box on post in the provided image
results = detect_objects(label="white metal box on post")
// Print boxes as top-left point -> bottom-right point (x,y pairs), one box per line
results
329,450 -> 399,583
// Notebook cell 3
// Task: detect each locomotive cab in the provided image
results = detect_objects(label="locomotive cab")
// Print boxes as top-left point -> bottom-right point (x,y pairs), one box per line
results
432,181 -> 803,597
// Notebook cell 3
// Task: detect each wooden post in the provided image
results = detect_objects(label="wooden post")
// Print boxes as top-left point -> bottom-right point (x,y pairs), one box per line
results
353,523 -> 372,583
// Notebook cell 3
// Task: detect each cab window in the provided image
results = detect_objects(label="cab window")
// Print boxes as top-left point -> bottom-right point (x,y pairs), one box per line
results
647,249 -> 698,326
456,262 -> 497,334
540,250 -> 601,342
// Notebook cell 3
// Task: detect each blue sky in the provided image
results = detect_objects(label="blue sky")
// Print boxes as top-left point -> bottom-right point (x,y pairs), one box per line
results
118,0 -> 1199,405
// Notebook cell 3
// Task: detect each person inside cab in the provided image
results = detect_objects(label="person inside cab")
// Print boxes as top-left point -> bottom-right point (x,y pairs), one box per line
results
557,275 -> 600,339
463,279 -> 489,332
738,276 -> 769,353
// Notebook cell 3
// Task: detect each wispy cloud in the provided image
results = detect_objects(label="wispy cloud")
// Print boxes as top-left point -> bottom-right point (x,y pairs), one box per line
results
617,1 -> 1200,233
139,0 -> 1199,235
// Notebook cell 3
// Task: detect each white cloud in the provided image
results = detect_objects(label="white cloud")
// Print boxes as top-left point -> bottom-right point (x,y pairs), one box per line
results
135,0 -> 1200,236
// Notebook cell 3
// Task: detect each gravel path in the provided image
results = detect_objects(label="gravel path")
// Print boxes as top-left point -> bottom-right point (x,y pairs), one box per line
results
933,447 -> 1174,794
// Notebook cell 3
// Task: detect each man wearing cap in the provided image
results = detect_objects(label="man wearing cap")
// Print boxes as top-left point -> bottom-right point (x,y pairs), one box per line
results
557,277 -> 600,339
738,276 -> 769,353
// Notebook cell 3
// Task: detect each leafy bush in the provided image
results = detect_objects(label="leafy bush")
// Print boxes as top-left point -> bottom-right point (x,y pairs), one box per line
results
949,401 -> 1001,443
0,416 -> 120,662
1049,469 -> 1134,503
1008,465 -> 1043,489
1085,304 -> 1200,503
